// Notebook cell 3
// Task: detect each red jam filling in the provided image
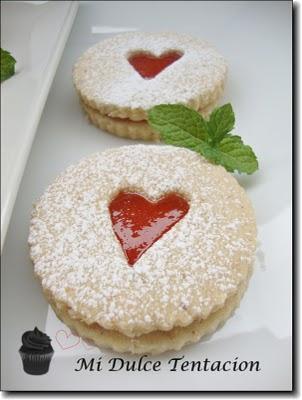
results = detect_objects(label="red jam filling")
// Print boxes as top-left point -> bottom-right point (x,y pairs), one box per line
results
128,52 -> 183,79
109,192 -> 189,266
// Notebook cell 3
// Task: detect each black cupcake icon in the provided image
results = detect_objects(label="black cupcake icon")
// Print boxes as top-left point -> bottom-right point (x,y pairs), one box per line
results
19,327 -> 54,375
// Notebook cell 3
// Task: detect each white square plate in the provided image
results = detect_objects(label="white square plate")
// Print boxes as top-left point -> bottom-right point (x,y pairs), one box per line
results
1,1 -> 292,391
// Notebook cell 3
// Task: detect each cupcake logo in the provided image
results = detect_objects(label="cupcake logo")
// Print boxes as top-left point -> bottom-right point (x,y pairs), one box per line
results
19,327 -> 54,375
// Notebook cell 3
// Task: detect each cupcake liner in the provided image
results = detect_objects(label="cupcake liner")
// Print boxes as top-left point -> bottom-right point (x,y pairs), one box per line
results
19,350 -> 54,375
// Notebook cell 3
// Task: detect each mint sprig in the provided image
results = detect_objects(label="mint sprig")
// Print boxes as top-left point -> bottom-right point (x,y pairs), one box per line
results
1,48 -> 16,82
148,103 -> 258,174
207,103 -> 234,145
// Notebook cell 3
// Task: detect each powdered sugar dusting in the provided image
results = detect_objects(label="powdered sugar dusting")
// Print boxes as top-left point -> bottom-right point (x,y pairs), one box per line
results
73,32 -> 227,114
29,145 -> 256,337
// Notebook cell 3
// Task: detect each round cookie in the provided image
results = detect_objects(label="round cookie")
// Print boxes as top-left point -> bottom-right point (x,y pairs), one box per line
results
73,32 -> 227,140
29,145 -> 256,353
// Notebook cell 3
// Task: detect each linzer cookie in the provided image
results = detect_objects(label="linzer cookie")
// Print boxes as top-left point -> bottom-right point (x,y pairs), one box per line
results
29,145 -> 256,354
73,32 -> 227,140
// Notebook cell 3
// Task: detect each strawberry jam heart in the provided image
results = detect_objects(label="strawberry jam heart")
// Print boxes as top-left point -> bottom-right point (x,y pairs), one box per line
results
109,192 -> 189,265
128,51 -> 183,79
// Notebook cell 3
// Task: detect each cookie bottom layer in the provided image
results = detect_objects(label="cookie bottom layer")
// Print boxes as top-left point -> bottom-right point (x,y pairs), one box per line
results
49,277 -> 248,355
82,101 -> 159,141
81,100 -> 218,142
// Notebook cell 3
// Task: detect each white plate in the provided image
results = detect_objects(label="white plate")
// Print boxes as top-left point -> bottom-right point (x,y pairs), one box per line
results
1,1 -> 292,391
0,0 -> 79,250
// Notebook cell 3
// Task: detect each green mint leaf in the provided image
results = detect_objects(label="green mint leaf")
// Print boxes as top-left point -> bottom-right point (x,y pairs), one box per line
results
148,103 -> 259,175
207,103 -> 235,144
1,48 -> 16,82
202,134 -> 258,174
148,104 -> 209,142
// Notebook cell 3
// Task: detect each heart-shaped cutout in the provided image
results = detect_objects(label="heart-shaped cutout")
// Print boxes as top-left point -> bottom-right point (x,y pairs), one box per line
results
109,192 -> 189,265
128,51 -> 183,79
